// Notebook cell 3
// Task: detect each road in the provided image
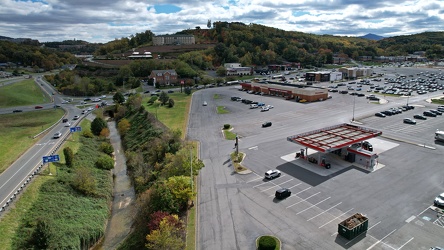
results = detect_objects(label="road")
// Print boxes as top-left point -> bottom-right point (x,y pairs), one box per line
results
189,66 -> 444,249
0,76 -> 88,212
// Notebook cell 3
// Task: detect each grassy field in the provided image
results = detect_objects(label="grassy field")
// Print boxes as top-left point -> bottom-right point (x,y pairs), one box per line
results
0,109 -> 65,174
0,119 -> 91,250
0,79 -> 50,108
142,92 -> 192,138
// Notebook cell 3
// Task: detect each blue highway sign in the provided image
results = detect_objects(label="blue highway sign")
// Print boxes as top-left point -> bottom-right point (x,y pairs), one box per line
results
43,155 -> 60,163
70,126 -> 82,133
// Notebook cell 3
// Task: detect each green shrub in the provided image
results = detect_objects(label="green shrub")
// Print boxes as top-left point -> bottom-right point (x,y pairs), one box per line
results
82,130 -> 94,138
95,155 -> 114,170
168,98 -> 175,107
63,147 -> 74,167
100,142 -> 114,155
148,96 -> 158,104
258,236 -> 276,250
223,124 -> 230,129
91,117 -> 108,136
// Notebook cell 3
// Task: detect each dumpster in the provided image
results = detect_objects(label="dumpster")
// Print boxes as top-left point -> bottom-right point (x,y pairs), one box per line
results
338,213 -> 368,240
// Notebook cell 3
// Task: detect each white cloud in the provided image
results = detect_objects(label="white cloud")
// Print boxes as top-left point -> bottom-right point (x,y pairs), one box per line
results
0,0 -> 442,43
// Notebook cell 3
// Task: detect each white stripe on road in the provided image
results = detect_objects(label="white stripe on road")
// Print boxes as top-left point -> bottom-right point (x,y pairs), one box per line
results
296,197 -> 331,215
319,208 -> 354,228
307,202 -> 342,221
287,192 -> 320,209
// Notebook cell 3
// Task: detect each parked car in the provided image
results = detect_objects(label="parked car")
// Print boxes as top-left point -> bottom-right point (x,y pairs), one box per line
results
424,111 -> 437,117
434,193 -> 444,208
375,112 -> 386,118
265,170 -> 281,179
34,106 -> 43,109
250,104 -> 258,109
275,188 -> 291,200
403,118 -> 416,125
262,121 -> 272,127
413,114 -> 427,120
84,98 -> 91,101
53,132 -> 62,139
12,109 -> 23,113
168,90 -> 174,93
266,105 -> 274,109
261,107 -> 269,112
430,109 -> 442,115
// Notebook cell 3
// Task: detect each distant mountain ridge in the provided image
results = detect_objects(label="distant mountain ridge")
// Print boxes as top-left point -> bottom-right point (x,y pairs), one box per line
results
359,33 -> 384,41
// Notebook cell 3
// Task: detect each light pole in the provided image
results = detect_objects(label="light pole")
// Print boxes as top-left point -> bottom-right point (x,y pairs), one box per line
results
352,94 -> 356,122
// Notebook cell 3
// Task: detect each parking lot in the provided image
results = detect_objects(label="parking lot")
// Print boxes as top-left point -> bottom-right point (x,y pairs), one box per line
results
193,66 -> 444,250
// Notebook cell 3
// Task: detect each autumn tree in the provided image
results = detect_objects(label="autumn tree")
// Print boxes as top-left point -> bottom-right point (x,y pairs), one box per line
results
100,128 -> 110,138
117,118 -> 131,135
145,215 -> 184,250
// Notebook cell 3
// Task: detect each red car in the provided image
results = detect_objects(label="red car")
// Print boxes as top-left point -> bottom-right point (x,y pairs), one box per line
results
34,106 -> 43,109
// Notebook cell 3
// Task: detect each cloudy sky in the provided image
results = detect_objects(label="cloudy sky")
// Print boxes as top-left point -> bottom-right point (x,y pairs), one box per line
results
1,0 -> 443,43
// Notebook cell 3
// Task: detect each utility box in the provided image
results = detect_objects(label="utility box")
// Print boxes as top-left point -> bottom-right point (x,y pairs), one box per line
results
338,213 -> 368,240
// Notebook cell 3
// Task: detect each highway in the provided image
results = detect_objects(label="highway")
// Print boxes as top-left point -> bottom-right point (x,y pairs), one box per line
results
0,76 -> 87,212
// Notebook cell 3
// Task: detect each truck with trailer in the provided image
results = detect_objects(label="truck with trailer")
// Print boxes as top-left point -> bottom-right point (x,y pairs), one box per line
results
338,213 -> 368,240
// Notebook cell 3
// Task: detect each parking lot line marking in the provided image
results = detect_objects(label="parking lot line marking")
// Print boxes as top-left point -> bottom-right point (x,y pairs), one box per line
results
288,183 -> 302,189
366,229 -> 396,250
367,221 -> 381,231
261,179 -> 293,192
286,192 -> 320,209
247,176 -> 263,183
248,146 -> 258,150
319,208 -> 354,228
405,215 -> 415,223
307,202 -> 342,221
253,182 -> 269,188
417,206 -> 430,217
296,197 -> 331,215
397,237 -> 414,250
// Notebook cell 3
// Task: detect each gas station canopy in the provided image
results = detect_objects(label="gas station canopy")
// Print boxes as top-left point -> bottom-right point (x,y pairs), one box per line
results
287,123 -> 382,152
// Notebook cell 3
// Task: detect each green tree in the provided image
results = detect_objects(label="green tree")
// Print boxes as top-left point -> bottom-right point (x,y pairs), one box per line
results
91,117 -> 108,136
150,182 -> 180,213
207,19 -> 212,29
145,215 -> 185,250
184,87 -> 191,95
216,66 -> 226,77
165,176 -> 194,210
63,147 -> 74,168
72,167 -> 96,196
99,142 -> 114,155
158,91 -> 169,105
113,92 -> 125,104
95,155 -> 114,170
168,98 -> 175,108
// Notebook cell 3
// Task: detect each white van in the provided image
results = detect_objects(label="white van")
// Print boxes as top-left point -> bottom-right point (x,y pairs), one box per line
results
250,104 -> 258,109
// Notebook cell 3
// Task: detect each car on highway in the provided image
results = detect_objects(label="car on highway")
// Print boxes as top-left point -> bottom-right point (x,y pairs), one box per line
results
62,118 -> 69,123
403,118 -> 416,125
434,193 -> 444,208
12,109 -> 23,113
275,188 -> 291,200
64,122 -> 71,127
262,121 -> 272,128
203,101 -> 208,106
53,132 -> 62,139
84,98 -> 91,101
73,115 -> 80,120
413,114 -> 427,120
265,170 -> 281,179
34,106 -> 43,109
375,112 -> 386,117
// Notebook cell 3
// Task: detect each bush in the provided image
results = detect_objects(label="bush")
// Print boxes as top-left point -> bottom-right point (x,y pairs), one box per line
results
100,142 -> 114,155
63,147 -> 74,167
82,130 -> 94,138
147,96 -> 158,104
223,124 -> 230,129
95,155 -> 114,170
91,117 -> 108,136
258,236 -> 277,250
168,98 -> 175,108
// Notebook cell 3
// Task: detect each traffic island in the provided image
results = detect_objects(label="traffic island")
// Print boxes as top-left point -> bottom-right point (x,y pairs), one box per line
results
256,235 -> 281,250
230,152 -> 251,174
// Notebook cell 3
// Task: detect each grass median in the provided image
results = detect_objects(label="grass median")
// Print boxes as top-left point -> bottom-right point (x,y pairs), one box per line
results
0,109 -> 65,174
0,79 -> 50,108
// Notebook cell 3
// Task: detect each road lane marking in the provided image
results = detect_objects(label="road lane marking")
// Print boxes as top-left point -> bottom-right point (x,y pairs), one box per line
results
405,215 -> 415,223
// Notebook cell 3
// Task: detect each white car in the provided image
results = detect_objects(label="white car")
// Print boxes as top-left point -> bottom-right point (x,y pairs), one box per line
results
261,107 -> 269,112
434,193 -> 444,208
266,105 -> 274,109
53,132 -> 62,139
64,122 -> 71,127
265,170 -> 281,179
